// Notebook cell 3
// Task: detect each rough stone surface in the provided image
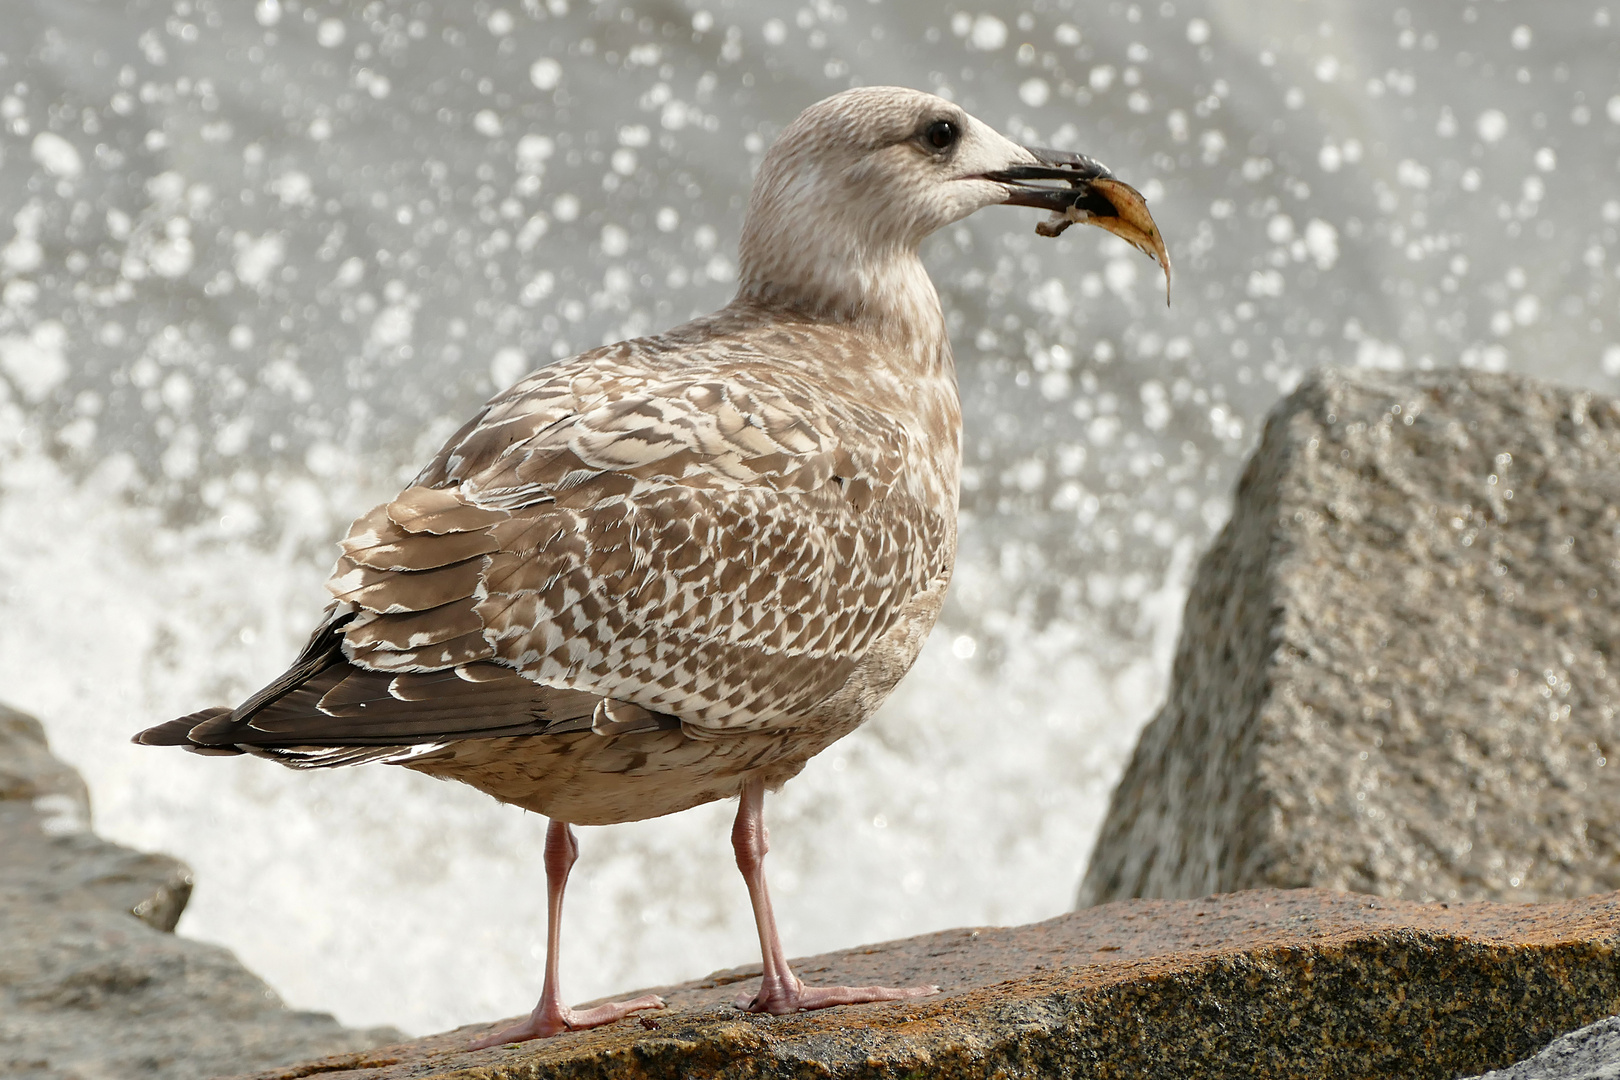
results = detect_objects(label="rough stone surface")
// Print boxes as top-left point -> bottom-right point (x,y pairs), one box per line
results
1079,368 -> 1620,908
233,887 -> 1620,1080
0,702 -> 403,1080
2,704 -> 195,935
1463,1015 -> 1620,1080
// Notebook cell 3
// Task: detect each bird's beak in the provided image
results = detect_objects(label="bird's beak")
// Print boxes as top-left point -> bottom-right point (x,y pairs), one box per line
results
984,146 -> 1119,215
986,146 -> 1173,305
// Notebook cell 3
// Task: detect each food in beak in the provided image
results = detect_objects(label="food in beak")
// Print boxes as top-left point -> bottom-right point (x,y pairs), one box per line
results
1037,178 -> 1171,305
989,149 -> 1172,306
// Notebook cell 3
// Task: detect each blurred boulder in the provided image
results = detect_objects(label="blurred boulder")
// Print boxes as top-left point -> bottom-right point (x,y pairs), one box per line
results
1461,1015 -> 1620,1080
1079,368 -> 1620,907
1,703 -> 193,933
0,703 -> 404,1080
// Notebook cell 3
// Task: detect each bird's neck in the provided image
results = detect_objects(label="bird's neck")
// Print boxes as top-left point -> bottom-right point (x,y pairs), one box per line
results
735,239 -> 948,362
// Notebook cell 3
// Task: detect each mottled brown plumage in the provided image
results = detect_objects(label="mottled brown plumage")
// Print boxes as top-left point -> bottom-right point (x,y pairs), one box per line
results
135,85 -> 1165,1041
141,303 -> 962,825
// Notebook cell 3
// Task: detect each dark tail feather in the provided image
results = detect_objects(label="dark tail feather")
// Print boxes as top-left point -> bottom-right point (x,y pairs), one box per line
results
188,608 -> 353,744
132,606 -> 353,754
132,707 -> 245,755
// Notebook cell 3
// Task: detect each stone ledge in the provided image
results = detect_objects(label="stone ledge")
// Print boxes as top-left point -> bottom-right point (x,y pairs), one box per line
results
232,887 -> 1620,1080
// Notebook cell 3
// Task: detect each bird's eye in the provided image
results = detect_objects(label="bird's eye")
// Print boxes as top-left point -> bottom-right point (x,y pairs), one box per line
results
924,120 -> 959,152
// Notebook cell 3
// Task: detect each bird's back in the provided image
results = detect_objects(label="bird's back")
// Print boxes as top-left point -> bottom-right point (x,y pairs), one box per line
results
137,301 -> 962,824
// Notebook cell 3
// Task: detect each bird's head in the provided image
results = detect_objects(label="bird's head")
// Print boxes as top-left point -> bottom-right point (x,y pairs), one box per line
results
736,86 -> 1164,326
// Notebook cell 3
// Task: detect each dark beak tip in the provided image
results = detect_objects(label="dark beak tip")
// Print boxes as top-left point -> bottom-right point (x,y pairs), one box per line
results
1013,146 -> 1114,182
983,146 -> 1116,209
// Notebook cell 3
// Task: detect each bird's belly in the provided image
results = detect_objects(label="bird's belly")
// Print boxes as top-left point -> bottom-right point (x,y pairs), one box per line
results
402,728 -> 782,825
401,568 -> 953,826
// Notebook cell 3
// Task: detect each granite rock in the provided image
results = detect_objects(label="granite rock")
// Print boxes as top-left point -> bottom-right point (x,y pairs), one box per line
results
1463,1015 -> 1620,1080
0,702 -> 403,1080
1079,368 -> 1620,908
230,886 -> 1620,1080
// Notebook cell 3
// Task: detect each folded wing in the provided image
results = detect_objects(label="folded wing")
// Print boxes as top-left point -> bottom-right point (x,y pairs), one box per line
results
136,341 -> 952,759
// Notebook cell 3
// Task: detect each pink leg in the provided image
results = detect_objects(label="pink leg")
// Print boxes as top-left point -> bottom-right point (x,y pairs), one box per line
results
468,820 -> 664,1049
730,778 -> 938,1014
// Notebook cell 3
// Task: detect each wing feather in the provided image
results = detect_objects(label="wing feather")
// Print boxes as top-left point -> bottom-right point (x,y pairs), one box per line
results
345,530 -> 501,572
347,630 -> 496,671
343,602 -> 485,651
386,486 -> 510,534
327,554 -> 489,614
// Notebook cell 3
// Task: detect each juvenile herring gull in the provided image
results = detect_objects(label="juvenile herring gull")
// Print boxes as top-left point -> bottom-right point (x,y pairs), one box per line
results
135,86 -> 1167,1046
